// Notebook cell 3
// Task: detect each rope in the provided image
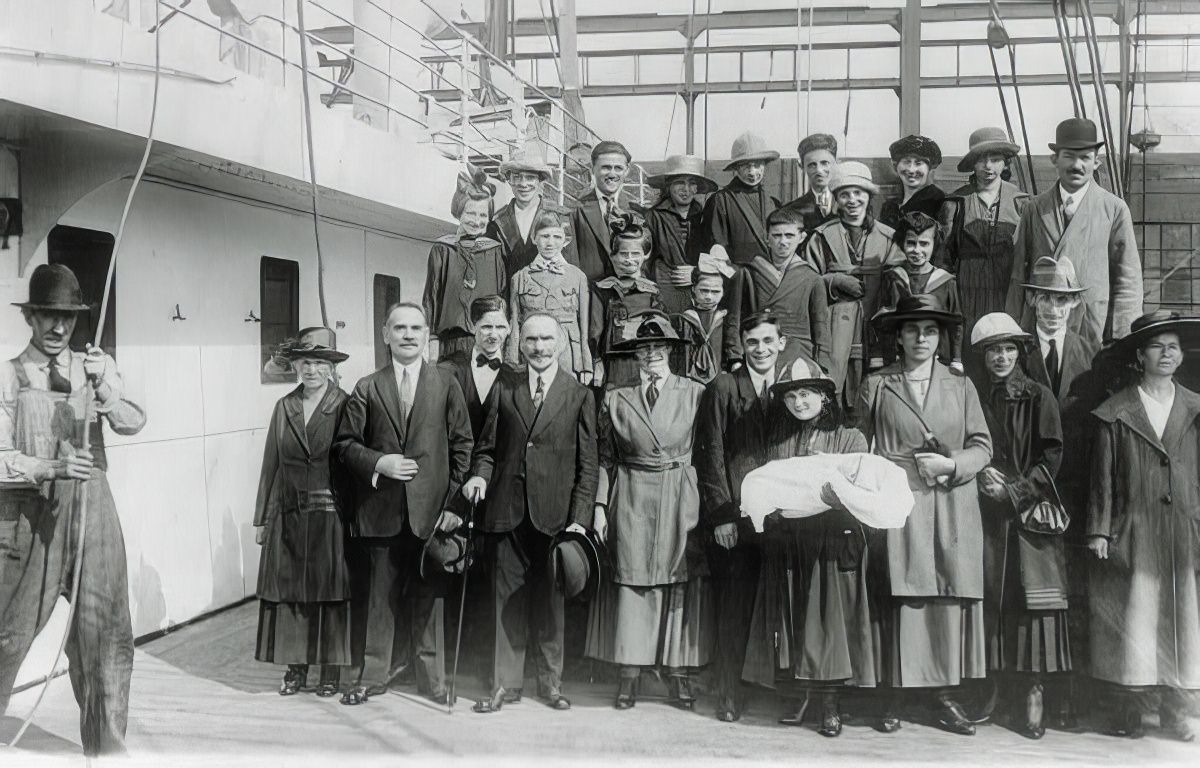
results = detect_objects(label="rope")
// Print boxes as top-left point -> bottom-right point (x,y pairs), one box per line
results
1,0 -> 163,749
295,0 -> 328,327
1052,0 -> 1085,118
986,0 -> 1037,194
536,0 -> 563,88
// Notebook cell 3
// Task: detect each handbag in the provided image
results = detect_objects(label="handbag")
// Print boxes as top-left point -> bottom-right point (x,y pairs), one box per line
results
1016,463 -> 1070,535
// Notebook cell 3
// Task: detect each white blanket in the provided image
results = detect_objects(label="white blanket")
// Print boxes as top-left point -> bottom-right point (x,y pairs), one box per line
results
740,454 -> 915,532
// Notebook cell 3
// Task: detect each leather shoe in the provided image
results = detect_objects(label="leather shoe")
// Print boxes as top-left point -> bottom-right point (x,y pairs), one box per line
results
472,687 -> 508,714
546,692 -> 571,711
427,691 -> 449,706
668,676 -> 696,710
615,677 -> 637,710
716,696 -> 741,722
878,714 -> 902,733
778,696 -> 809,727
1018,683 -> 1045,740
1160,707 -> 1194,742
818,708 -> 842,738
1106,704 -> 1144,739
935,698 -> 976,736
502,688 -> 522,704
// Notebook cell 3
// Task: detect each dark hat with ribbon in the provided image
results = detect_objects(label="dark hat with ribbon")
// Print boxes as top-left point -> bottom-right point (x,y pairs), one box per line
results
13,263 -> 90,312
419,530 -> 469,583
872,293 -> 961,332
957,126 -> 1021,173
282,326 -> 349,363
889,134 -> 943,168
548,528 -> 608,603
613,309 -> 686,352
1049,117 -> 1104,152
1112,310 -> 1200,361
591,140 -> 632,164
770,355 -> 835,398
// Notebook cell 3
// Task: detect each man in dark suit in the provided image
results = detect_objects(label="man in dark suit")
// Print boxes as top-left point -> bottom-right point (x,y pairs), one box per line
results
694,309 -> 785,722
1019,256 -> 1097,405
570,140 -> 631,282
333,302 -> 474,706
437,295 -> 517,438
779,132 -> 840,234
487,150 -> 576,280
462,313 -> 599,713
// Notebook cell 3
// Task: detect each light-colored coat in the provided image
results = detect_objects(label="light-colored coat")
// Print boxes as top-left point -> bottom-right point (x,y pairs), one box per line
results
1005,181 -> 1142,342
859,361 -> 993,598
1087,383 -> 1200,688
597,375 -> 704,586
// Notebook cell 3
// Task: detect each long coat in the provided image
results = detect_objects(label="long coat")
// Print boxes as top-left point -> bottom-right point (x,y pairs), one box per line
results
333,362 -> 473,539
1087,383 -> 1200,688
645,198 -> 708,314
695,366 -> 775,529
725,255 -> 831,369
570,191 -> 619,282
704,177 -> 781,265
597,375 -> 704,586
422,234 -> 507,341
672,308 -> 727,384
859,361 -> 993,598
487,196 -> 576,280
255,384 -> 351,603
944,180 -> 1029,334
470,369 -> 599,535
1005,182 -> 1142,342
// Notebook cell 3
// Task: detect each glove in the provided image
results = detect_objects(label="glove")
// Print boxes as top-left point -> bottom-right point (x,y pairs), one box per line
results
828,273 -> 865,299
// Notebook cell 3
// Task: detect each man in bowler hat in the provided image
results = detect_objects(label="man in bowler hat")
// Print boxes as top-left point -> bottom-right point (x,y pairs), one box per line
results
0,263 -> 146,755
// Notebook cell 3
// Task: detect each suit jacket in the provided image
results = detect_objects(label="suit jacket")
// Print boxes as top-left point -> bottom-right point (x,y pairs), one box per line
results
724,255 -> 831,368
470,368 -> 599,535
1021,327 -> 1098,405
779,189 -> 838,235
487,196 -> 576,280
333,361 -> 474,539
1005,181 -> 1142,342
704,177 -> 782,265
695,366 -> 776,528
438,351 -> 519,439
570,191 -> 619,283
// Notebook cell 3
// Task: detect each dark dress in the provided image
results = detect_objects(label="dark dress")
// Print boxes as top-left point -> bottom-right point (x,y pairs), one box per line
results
645,198 -> 708,314
422,233 -> 507,358
977,368 -> 1072,674
255,384 -> 352,666
742,421 -> 878,691
878,183 -> 950,233
590,276 -> 662,388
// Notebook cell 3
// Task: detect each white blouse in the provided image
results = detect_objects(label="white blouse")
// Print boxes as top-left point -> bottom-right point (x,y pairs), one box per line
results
1137,383 -> 1175,440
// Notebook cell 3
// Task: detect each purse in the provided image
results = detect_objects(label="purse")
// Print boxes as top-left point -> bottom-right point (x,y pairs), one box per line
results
1017,463 -> 1070,535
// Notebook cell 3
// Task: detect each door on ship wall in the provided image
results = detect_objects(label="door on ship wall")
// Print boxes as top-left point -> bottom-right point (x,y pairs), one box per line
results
47,224 -> 116,357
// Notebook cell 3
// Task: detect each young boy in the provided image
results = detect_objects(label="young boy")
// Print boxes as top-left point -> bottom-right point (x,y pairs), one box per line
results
673,244 -> 735,384
590,213 -> 662,388
705,132 -> 782,265
507,210 -> 592,383
424,165 -> 507,360
879,212 -> 963,370
726,207 -> 830,369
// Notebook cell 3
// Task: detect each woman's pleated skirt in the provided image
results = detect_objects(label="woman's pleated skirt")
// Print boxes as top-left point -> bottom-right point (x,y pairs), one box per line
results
255,600 -> 352,666
584,578 -> 714,668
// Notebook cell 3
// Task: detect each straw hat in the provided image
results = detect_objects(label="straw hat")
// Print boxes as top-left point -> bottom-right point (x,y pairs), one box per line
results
499,146 -> 553,180
970,312 -> 1032,349
646,154 -> 718,194
830,160 -> 879,196
723,132 -> 780,171
957,126 -> 1021,173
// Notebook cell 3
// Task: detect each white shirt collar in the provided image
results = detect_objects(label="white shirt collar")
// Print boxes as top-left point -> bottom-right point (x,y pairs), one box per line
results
1058,180 -> 1091,206
639,367 -> 670,390
1137,382 -> 1175,440
391,357 -> 422,381
22,344 -> 70,369
747,365 -> 775,394
1037,325 -> 1068,357
470,346 -> 501,400
472,345 -> 501,363
528,362 -> 559,394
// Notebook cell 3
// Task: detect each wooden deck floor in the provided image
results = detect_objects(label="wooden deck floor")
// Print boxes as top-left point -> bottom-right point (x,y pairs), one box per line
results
3,601 -> 1198,766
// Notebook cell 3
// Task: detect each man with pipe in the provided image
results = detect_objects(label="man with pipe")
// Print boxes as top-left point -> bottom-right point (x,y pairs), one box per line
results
0,263 -> 146,755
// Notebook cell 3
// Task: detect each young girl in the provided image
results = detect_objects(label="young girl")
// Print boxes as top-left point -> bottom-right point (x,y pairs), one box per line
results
880,212 -> 963,370
672,245 -> 735,384
742,357 -> 877,738
423,165 -> 507,360
590,212 -> 662,388
506,210 -> 593,382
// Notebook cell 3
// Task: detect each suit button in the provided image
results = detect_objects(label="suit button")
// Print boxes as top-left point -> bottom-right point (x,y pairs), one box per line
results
527,441 -> 534,448
653,447 -> 662,455
1162,457 -> 1170,467
1162,493 -> 1173,505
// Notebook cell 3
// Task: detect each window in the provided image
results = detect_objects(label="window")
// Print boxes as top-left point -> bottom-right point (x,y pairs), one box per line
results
47,225 -> 116,357
261,256 -> 299,384
373,274 -> 402,370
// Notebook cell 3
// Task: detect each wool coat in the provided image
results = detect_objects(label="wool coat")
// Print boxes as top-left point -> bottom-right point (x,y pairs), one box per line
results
859,361 -> 993,598
724,255 -> 832,370
487,196 -> 576,280
597,375 -> 705,586
944,180 -> 1029,335
255,384 -> 351,603
422,234 -> 507,343
1005,181 -> 1142,342
1087,383 -> 1200,688
704,177 -> 781,265
645,198 -> 708,314
695,366 -> 775,529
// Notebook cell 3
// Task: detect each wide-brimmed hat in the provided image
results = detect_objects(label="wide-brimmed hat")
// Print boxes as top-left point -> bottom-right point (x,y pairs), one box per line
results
419,530 -> 468,583
282,326 -> 349,363
889,135 -> 943,168
1112,310 -> 1200,360
830,160 -> 879,196
12,264 -> 90,312
499,146 -> 553,180
548,529 -> 608,603
1049,117 -> 1104,152
1020,256 -> 1087,295
770,355 -> 835,398
613,309 -> 686,353
873,294 -> 961,331
957,126 -> 1021,173
647,154 -> 718,194
724,132 -> 780,171
970,312 -> 1032,349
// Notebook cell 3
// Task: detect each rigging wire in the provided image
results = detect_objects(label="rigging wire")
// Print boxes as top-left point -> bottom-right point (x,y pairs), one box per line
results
703,0 -> 712,163
537,0 -> 563,89
296,0 -> 329,327
1006,43 -> 1038,195
1052,0 -> 1085,118
985,0 -> 1036,194
1,0 -> 164,750
1081,0 -> 1124,195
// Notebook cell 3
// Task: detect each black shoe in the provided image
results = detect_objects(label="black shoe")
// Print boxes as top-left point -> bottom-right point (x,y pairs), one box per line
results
935,698 -> 976,736
615,677 -> 637,710
427,690 -> 449,706
1106,705 -> 1144,739
669,676 -> 696,710
1161,708 -> 1195,742
818,708 -> 842,737
778,695 -> 809,727
473,687 -> 507,714
340,685 -> 372,706
716,695 -> 741,722
502,688 -> 523,704
1017,683 -> 1045,740
279,665 -> 308,696
878,713 -> 902,733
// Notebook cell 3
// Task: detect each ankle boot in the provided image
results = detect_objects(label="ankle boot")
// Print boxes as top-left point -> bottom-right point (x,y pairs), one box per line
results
1018,682 -> 1045,740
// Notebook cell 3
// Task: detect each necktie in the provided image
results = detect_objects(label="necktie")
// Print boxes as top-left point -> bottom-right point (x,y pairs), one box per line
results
399,366 -> 414,423
47,357 -> 72,394
758,377 -> 770,413
646,374 -> 660,411
533,375 -> 545,410
1061,195 -> 1074,227
1045,338 -> 1061,394
475,354 -> 501,370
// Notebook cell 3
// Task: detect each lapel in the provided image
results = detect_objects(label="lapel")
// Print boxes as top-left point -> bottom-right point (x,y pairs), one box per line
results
513,372 -> 536,431
495,201 -> 522,251
924,267 -> 954,293
374,364 -> 406,445
881,368 -> 929,422
404,362 -> 435,445
648,375 -> 684,439
615,383 -> 660,447
1114,389 -> 1169,456
748,255 -> 784,291
1038,185 -> 1065,248
729,186 -> 769,252
282,386 -> 310,456
680,308 -> 726,338
1161,387 -> 1200,456
531,370 -> 571,438
580,193 -> 611,254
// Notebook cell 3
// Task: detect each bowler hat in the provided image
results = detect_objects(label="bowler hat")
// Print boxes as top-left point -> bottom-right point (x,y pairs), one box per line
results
829,160 -> 879,197
970,312 -> 1032,349
646,155 -> 718,194
499,146 -> 553,181
613,309 -> 686,353
1113,310 -> 1200,361
1020,256 -> 1087,295
419,530 -> 468,583
13,264 -> 90,312
724,132 -> 780,171
1049,118 -> 1104,152
873,294 -> 961,332
957,126 -> 1021,173
770,355 -> 835,398
548,529 -> 608,603
282,326 -> 349,363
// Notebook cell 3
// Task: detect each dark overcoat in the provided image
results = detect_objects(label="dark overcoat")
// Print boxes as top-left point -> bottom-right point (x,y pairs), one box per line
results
704,178 -> 781,266
644,198 -> 707,314
422,234 -> 507,341
725,255 -> 831,369
486,196 -> 576,280
694,366 -> 775,529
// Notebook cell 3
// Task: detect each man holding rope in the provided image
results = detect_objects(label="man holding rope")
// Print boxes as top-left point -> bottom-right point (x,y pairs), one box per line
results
0,263 -> 145,755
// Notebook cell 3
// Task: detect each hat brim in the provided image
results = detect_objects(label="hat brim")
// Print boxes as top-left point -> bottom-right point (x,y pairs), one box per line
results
419,533 -> 467,583
770,377 -> 836,398
549,530 -> 607,603
723,151 -> 780,171
1113,318 -> 1200,359
283,347 -> 349,363
972,332 -> 1033,349
874,309 -> 961,331
830,180 -> 880,197
957,141 -> 1022,173
12,301 -> 92,312
646,173 -> 718,194
1019,283 -> 1087,295
1048,141 -> 1105,152
499,162 -> 553,180
611,337 -> 687,354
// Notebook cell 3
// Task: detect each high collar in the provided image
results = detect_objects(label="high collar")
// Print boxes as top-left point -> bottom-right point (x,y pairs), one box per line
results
652,196 -> 703,219
1058,179 -> 1092,205
987,366 -> 1037,401
21,343 -> 70,368
727,177 -> 763,194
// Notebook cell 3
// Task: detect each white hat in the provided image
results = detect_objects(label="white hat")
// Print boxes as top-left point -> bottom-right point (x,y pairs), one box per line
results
830,160 -> 879,196
970,312 -> 1032,348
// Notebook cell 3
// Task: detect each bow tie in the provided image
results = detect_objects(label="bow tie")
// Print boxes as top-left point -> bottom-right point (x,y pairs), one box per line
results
475,354 -> 502,370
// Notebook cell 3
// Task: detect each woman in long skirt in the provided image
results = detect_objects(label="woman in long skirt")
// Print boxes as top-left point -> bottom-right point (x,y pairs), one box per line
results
585,310 -> 713,709
254,327 -> 353,696
742,357 -> 878,737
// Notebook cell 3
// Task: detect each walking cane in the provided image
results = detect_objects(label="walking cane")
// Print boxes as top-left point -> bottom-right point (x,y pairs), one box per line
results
447,493 -> 478,713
